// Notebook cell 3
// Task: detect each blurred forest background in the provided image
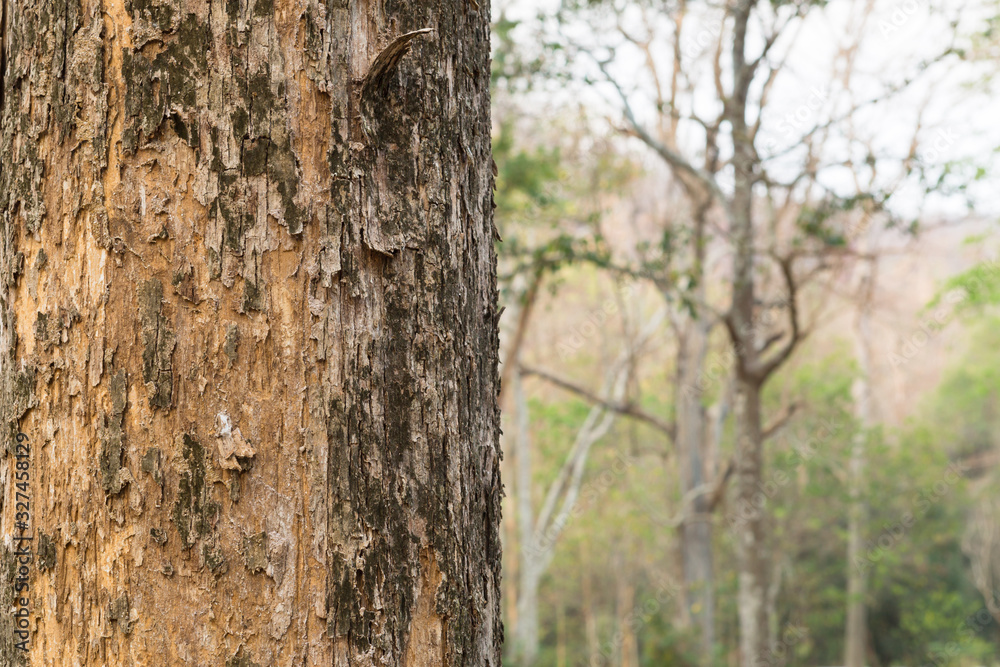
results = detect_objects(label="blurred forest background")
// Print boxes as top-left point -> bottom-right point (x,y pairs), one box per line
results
490,0 -> 1000,665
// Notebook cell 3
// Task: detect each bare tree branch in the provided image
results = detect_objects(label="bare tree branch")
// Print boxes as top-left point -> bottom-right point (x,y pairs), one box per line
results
752,253 -> 802,381
762,401 -> 800,440
706,457 -> 734,513
520,365 -> 676,439
525,308 -> 668,572
499,271 -> 543,408
593,58 -> 726,204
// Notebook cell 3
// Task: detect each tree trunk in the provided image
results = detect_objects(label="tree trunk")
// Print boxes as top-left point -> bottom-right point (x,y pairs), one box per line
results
510,311 -> 659,666
556,597 -> 566,667
513,372 -> 540,666
733,378 -> 768,664
502,413 -> 521,657
500,274 -> 541,646
0,0 -> 500,664
676,318 -> 716,658
514,568 -> 540,667
581,540 -> 599,667
614,554 -> 637,667
845,280 -> 875,667
726,0 -> 775,661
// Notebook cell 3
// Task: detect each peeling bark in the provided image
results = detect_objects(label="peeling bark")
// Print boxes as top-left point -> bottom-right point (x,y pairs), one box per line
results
0,0 -> 500,664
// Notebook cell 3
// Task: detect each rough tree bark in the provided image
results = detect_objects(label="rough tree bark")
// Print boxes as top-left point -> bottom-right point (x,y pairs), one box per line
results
0,0 -> 501,664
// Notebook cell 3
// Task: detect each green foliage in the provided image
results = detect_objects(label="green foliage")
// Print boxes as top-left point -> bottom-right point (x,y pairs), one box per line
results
638,612 -> 702,666
491,108 -> 647,295
492,117 -> 610,294
754,352 -> 858,663
491,15 -> 550,90
493,120 -> 563,218
792,192 -> 892,249
924,320 -> 1000,460
932,258 -> 1000,313
738,349 -> 999,665
505,324 -> 1000,666
862,429 -> 988,666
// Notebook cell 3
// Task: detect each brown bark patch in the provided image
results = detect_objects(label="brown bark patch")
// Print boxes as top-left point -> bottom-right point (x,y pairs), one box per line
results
404,548 -> 447,666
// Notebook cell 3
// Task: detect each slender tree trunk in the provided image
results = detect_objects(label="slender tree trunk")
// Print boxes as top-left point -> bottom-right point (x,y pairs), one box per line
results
502,278 -> 541,660
676,318 -> 716,658
556,598 -> 567,667
514,372 -> 540,666
510,311 -> 660,666
733,378 -> 768,664
515,568 -> 540,667
582,541 -> 599,667
845,278 -> 875,667
615,558 -> 637,667
502,412 -> 521,657
726,0 -> 774,661
0,0 -> 500,664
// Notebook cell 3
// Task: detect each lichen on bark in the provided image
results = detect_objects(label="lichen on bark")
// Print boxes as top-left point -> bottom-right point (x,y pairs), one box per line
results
100,370 -> 132,494
171,433 -> 219,549
138,280 -> 175,409
37,531 -> 56,572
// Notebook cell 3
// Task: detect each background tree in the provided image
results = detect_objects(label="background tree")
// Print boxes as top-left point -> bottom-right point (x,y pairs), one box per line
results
526,0 -> 972,659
